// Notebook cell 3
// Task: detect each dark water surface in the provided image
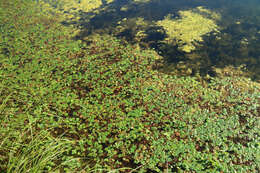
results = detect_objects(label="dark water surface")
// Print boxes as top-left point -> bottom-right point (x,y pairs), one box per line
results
44,0 -> 260,81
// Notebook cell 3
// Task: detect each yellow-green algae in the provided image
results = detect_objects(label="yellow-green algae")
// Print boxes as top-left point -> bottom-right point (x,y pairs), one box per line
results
120,0 -> 152,12
157,6 -> 221,53
133,0 -> 151,3
58,0 -> 103,13
116,17 -> 151,42
38,0 -> 115,22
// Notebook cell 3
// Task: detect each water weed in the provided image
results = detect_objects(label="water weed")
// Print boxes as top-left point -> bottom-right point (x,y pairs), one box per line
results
0,0 -> 259,172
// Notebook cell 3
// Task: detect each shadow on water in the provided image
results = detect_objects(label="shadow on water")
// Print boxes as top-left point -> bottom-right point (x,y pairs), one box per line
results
58,0 -> 260,82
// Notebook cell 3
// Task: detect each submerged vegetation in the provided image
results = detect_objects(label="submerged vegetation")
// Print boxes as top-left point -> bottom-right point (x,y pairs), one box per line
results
0,0 -> 259,172
156,6 -> 220,53
38,0 -> 115,23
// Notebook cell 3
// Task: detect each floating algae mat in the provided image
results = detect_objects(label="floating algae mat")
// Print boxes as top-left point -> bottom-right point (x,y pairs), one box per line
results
38,0 -> 260,80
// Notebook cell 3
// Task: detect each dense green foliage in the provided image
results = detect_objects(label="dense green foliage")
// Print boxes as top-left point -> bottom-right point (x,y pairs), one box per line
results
0,0 -> 259,172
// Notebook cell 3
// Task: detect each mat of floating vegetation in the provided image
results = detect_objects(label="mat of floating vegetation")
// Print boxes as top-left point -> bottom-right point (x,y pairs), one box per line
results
0,0 -> 259,172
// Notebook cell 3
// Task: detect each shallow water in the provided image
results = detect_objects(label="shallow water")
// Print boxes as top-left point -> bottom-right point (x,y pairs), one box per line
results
41,0 -> 260,81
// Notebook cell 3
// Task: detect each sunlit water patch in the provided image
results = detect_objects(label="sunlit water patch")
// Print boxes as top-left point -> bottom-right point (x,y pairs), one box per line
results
37,0 -> 260,81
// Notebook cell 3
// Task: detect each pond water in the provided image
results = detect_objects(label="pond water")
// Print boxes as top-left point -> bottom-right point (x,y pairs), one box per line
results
40,0 -> 260,81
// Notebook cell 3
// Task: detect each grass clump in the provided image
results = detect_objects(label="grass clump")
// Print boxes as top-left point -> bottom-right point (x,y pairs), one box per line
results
0,125 -> 71,173
0,0 -> 259,172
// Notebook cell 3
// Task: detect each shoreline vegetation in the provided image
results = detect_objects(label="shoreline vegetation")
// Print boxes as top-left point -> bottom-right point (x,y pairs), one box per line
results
0,0 -> 259,172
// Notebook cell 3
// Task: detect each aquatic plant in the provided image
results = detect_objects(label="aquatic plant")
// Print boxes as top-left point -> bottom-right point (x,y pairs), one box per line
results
38,0 -> 115,22
133,0 -> 152,3
157,6 -> 221,53
56,0 -> 103,13
115,17 -> 151,43
0,0 -> 259,172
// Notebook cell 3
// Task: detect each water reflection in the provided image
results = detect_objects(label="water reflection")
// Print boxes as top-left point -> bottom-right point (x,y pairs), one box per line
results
41,0 -> 260,81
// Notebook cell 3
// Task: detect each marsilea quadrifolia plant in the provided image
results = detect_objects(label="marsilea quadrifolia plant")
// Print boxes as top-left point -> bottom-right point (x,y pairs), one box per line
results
1,0 -> 260,172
